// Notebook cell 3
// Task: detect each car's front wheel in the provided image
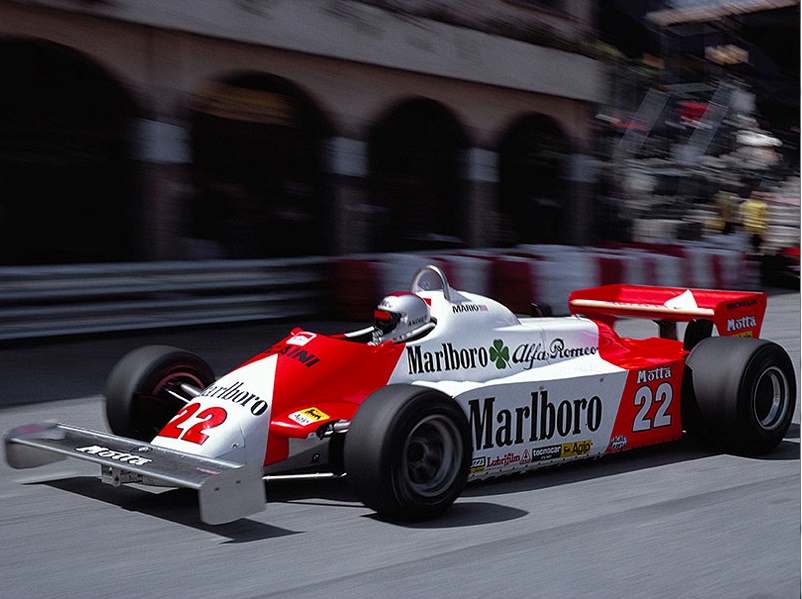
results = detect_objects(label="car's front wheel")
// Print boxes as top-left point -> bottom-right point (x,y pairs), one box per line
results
105,345 -> 215,442
682,337 -> 796,455
344,384 -> 471,520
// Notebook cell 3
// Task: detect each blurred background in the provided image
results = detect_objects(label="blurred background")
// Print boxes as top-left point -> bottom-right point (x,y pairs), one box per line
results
0,0 -> 798,337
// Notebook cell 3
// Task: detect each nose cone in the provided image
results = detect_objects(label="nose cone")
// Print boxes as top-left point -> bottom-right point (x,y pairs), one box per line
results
152,354 -> 278,465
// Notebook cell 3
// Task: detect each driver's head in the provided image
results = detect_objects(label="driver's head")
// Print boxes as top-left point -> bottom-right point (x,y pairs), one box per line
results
372,292 -> 431,344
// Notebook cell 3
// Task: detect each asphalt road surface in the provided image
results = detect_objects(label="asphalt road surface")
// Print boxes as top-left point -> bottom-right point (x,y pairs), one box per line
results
1,291 -> 799,598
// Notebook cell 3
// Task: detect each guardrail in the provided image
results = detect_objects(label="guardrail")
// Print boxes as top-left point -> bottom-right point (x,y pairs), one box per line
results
0,257 -> 330,341
0,245 -> 761,342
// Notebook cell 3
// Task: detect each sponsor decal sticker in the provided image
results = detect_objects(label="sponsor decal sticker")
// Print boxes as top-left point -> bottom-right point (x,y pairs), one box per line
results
726,315 -> 757,334
608,435 -> 628,451
481,441 -> 592,469
511,338 -> 598,369
408,314 -> 429,327
490,340 -> 510,369
194,467 -> 222,475
561,440 -> 592,457
76,445 -> 152,466
636,366 -> 673,384
199,381 -> 269,416
726,298 -> 757,310
273,343 -> 321,368
470,456 -> 487,474
451,302 -> 488,314
468,390 -> 602,450
487,452 -> 523,468
406,337 -> 598,374
289,407 -> 330,426
407,343 -> 491,374
530,444 -> 563,462
287,332 -> 316,346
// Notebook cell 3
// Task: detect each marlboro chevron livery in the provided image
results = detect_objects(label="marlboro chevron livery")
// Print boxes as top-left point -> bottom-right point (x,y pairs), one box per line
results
5,265 -> 796,523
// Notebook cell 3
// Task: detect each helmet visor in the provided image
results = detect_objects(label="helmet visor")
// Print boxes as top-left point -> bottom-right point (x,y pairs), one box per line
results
374,309 -> 401,334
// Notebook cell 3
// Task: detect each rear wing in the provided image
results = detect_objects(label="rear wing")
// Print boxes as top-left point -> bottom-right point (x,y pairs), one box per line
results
4,422 -> 265,525
568,284 -> 767,339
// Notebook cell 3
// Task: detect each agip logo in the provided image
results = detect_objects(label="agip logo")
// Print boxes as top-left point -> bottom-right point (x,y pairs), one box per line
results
289,407 -> 330,426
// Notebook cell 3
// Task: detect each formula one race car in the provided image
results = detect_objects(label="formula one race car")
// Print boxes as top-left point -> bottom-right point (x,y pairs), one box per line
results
5,265 -> 796,524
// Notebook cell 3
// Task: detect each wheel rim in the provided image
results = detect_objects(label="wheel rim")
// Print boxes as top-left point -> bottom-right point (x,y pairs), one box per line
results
152,368 -> 206,401
752,366 -> 790,431
400,414 -> 463,498
134,367 -> 207,436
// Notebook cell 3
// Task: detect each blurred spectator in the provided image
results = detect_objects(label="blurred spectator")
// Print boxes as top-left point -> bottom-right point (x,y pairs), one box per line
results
739,191 -> 769,253
713,189 -> 740,234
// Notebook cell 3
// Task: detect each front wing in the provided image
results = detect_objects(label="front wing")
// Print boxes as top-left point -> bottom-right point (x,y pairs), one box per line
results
4,422 -> 266,525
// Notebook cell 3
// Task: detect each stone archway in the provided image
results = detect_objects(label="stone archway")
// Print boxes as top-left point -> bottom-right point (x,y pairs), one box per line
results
0,39 -> 140,265
367,97 -> 469,252
189,73 -> 334,258
497,114 -> 572,246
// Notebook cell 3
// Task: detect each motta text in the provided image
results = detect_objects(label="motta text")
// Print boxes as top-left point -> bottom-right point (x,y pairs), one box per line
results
727,315 -> 757,332
76,445 -> 152,466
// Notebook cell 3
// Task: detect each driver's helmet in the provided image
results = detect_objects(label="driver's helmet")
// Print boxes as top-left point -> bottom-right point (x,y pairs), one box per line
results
372,292 -> 431,344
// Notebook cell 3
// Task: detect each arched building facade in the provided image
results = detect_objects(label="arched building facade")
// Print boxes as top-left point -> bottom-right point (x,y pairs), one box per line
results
0,37 -> 142,264
0,0 -> 605,265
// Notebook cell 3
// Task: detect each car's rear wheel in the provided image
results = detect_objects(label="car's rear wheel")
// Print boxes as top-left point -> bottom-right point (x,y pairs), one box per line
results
105,345 -> 215,441
344,384 -> 471,520
682,337 -> 796,455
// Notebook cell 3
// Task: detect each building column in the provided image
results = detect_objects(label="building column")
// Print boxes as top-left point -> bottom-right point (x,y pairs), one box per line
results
465,147 -> 499,247
567,151 -> 598,246
131,118 -> 192,260
327,137 -> 371,254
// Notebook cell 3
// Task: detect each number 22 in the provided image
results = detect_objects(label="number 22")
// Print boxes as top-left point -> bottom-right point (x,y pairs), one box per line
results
632,382 -> 673,432
160,403 -> 227,445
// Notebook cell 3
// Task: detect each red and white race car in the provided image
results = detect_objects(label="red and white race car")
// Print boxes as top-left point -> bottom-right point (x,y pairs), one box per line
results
5,265 -> 796,523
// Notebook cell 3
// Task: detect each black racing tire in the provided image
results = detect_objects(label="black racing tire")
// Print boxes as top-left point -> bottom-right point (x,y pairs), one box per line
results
682,337 -> 796,455
104,345 -> 215,441
344,384 -> 471,520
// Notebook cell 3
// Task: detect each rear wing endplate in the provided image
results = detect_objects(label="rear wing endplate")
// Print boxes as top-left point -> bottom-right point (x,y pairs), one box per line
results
568,284 -> 767,338
4,422 -> 265,525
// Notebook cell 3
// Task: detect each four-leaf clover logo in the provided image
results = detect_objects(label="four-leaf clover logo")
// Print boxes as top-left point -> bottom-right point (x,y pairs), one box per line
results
489,339 -> 510,369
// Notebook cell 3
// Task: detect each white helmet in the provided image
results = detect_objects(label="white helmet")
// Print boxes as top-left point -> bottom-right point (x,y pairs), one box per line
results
372,292 -> 432,344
